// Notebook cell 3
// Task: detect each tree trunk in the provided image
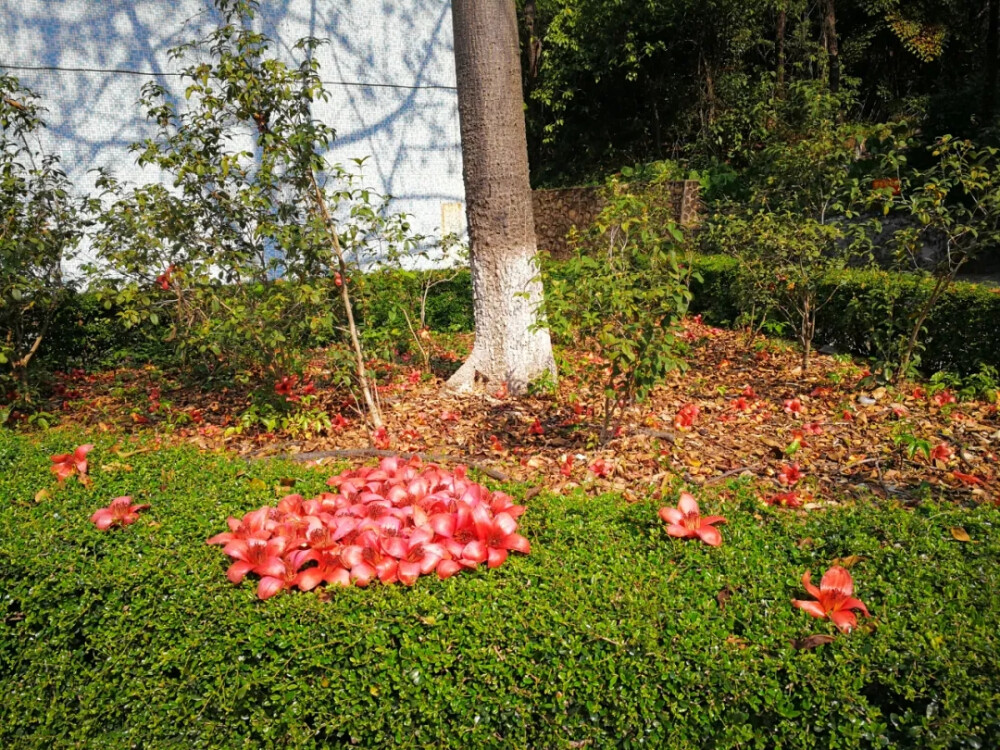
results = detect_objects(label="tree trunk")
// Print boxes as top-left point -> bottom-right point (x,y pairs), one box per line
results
985,0 -> 999,121
448,0 -> 556,394
776,7 -> 787,97
823,0 -> 840,94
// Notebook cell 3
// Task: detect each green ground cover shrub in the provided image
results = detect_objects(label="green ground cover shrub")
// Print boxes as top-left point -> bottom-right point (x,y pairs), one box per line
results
2,430 -> 998,748
690,254 -> 1000,377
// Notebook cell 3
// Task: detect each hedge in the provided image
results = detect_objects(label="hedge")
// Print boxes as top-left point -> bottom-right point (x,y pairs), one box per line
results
2,430 -> 999,748
689,254 -> 1000,377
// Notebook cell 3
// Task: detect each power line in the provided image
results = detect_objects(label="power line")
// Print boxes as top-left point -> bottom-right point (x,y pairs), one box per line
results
0,62 -> 457,91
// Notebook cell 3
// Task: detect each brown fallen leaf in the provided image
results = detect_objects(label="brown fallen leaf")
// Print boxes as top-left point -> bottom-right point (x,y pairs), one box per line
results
833,554 -> 864,568
34,489 -> 50,503
716,586 -> 733,611
279,477 -> 297,487
950,526 -> 973,543
792,634 -> 836,650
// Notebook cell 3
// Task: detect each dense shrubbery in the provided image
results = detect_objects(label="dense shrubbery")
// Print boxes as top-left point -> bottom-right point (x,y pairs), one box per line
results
2,431 -> 999,748
690,254 -> 1000,378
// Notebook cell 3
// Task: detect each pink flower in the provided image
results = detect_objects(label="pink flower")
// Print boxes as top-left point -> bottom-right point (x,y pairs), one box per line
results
90,496 -> 150,530
50,444 -> 94,483
658,492 -> 727,546
589,458 -> 613,478
223,537 -> 288,584
472,504 -> 531,568
792,566 -> 871,634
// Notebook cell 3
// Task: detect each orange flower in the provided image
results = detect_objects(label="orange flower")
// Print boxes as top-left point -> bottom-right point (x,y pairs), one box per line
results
792,566 -> 870,634
658,492 -> 726,546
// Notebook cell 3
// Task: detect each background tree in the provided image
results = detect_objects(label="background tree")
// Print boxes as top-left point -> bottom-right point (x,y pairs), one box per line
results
448,0 -> 556,394
0,75 -> 91,398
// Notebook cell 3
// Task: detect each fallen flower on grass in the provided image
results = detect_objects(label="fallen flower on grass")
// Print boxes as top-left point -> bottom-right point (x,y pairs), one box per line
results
765,491 -> 803,508
50,444 -> 94,483
658,491 -> 727,546
209,456 -> 531,599
792,565 -> 870,634
90,496 -> 150,530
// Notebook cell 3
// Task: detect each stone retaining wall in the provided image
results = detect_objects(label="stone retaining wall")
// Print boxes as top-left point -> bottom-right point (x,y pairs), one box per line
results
532,180 -> 701,258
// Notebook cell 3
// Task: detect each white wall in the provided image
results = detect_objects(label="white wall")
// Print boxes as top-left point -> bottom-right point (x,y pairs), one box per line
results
0,0 -> 466,264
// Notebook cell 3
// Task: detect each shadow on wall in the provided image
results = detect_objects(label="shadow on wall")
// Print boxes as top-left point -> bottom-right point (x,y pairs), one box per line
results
0,0 -> 465,241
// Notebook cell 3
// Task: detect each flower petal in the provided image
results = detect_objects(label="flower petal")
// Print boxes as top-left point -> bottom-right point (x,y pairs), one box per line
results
678,492 -> 699,516
831,609 -> 857,634
502,533 -> 531,555
487,547 -> 508,569
820,566 -> 854,598
257,576 -> 284,600
226,560 -> 254,584
666,524 -> 695,538
695,524 -> 723,546
843,597 -> 870,617
801,570 -> 822,600
659,507 -> 683,525
436,559 -> 463,580
792,599 -> 827,619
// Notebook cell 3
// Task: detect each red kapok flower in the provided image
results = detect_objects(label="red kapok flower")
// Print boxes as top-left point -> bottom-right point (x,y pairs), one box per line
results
529,418 -> 544,436
90,496 -> 150,530
783,398 -> 803,415
155,264 -> 175,290
765,491 -> 803,508
674,403 -> 700,430
658,492 -> 727,546
778,463 -> 803,486
930,442 -> 953,462
50,444 -> 94,483
589,458 -> 613,478
932,390 -> 957,407
559,453 -> 574,477
223,537 -> 288,584
792,566 -> 870,634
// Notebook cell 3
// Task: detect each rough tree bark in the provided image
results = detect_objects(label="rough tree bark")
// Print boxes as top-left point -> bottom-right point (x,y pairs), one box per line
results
448,0 -> 556,394
823,0 -> 840,94
985,0 -> 999,121
776,6 -> 787,97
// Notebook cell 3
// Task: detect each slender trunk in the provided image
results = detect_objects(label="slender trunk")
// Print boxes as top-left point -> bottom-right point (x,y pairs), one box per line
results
776,8 -> 787,97
985,0 -> 999,121
896,273 -> 953,382
308,170 -> 383,428
449,0 -> 556,394
823,0 -> 840,94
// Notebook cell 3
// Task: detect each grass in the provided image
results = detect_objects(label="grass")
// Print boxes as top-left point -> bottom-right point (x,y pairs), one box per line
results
1,427 -> 999,749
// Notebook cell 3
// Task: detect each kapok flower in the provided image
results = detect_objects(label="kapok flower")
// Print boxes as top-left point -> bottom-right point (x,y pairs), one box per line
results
673,403 -> 700,430
90,496 -> 150,530
50,444 -> 94,483
472,504 -> 531,568
792,566 -> 870,634
778,463 -> 803,486
529,418 -> 544,436
658,492 -> 727,546
783,398 -> 803,415
930,442 -> 953,462
589,458 -> 613,478
223,537 -> 288,584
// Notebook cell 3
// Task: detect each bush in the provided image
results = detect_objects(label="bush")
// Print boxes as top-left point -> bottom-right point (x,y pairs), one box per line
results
2,430 -> 999,748
690,254 -> 1000,377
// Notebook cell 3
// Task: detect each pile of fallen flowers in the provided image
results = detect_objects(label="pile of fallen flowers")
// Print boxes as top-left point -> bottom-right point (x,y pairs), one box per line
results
207,456 -> 531,599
